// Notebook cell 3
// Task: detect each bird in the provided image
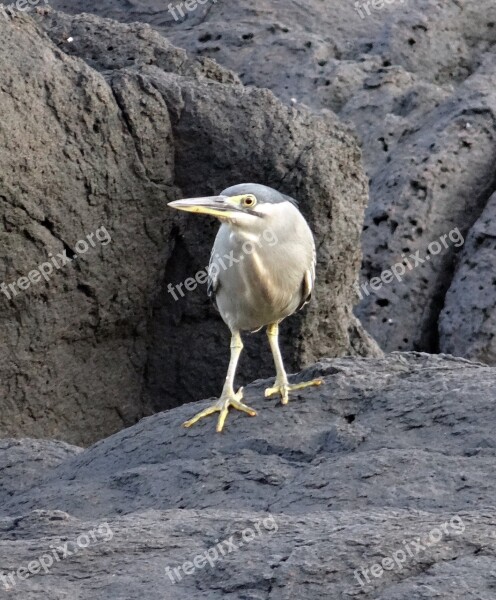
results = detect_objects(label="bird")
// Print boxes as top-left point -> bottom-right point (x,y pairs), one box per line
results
168,183 -> 323,432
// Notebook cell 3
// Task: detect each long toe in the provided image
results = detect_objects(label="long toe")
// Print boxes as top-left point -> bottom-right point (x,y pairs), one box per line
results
216,397 -> 257,433
183,404 -> 221,428
289,378 -> 324,392
183,391 -> 257,433
265,378 -> 323,405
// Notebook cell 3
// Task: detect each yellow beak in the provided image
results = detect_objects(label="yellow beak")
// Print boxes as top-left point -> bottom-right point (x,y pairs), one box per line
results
168,195 -> 244,219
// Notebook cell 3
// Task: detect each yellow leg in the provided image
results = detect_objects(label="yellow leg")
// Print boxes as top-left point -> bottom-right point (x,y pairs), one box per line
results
183,331 -> 257,432
264,323 -> 323,405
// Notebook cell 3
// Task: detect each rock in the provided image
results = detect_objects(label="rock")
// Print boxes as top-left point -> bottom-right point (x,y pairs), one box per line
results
439,192 -> 496,363
1,353 -> 495,598
41,0 -> 496,357
356,56 -> 496,352
0,439 -> 82,506
32,8 -> 240,84
0,508 -> 493,599
39,0 -> 496,94
0,10 -> 377,445
0,12 -> 169,446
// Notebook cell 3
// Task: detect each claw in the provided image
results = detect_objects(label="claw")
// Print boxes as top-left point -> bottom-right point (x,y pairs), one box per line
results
183,388 -> 257,432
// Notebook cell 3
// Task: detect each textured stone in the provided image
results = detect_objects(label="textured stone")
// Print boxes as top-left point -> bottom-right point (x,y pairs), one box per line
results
0,439 -> 82,506
439,192 -> 496,363
0,12 -> 172,446
1,354 -> 495,598
357,57 -> 496,352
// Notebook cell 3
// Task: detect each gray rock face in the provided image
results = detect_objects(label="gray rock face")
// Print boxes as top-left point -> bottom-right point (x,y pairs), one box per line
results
357,59 -> 496,352
0,10 -> 377,445
0,439 -> 82,506
439,192 -> 496,363
1,354 -> 495,598
42,0 -> 496,357
0,12 -> 170,446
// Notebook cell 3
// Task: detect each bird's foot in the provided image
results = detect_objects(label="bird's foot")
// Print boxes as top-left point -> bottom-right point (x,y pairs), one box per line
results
183,388 -> 257,433
264,378 -> 323,405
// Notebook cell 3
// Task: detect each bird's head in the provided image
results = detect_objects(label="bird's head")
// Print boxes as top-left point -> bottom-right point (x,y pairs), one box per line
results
168,183 -> 298,230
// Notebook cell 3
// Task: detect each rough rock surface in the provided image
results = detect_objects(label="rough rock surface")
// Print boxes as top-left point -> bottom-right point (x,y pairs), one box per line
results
43,0 -> 496,357
0,10 -> 377,445
439,192 -> 496,363
1,353 -> 495,598
0,439 -> 82,506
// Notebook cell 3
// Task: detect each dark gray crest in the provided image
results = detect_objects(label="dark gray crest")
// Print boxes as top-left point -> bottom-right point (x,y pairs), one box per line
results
221,183 -> 298,207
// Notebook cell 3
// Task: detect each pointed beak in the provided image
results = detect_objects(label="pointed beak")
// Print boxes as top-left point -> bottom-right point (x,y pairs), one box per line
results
168,195 -> 244,219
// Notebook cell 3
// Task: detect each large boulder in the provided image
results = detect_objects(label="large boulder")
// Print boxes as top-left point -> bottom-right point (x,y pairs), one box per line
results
0,10 -> 377,445
1,353 -> 495,598
0,11 -> 171,446
41,0 -> 496,357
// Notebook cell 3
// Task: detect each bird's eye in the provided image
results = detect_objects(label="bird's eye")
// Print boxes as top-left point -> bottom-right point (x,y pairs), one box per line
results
243,196 -> 256,207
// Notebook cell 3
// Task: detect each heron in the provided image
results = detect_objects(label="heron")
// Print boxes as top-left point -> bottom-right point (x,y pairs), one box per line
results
168,183 -> 323,432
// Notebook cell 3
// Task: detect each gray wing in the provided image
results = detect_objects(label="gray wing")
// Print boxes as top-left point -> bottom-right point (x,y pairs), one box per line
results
297,242 -> 316,311
207,245 -> 220,310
